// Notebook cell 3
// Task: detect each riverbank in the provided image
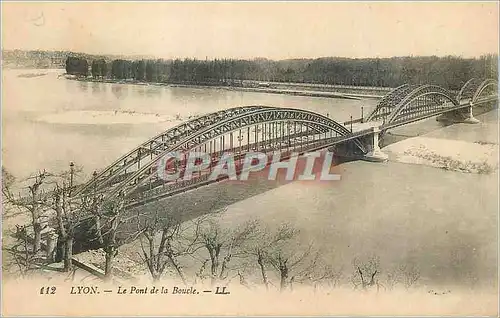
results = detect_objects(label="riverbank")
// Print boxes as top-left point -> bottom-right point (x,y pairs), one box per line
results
384,109 -> 499,174
64,75 -> 387,100
35,110 -> 186,125
384,136 -> 498,174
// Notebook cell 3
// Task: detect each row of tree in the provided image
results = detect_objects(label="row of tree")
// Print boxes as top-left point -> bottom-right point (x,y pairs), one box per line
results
65,56 -> 89,77
2,166 -> 420,291
66,54 -> 498,90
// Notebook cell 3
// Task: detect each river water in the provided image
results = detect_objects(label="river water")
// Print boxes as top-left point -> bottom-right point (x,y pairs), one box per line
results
2,69 -> 498,291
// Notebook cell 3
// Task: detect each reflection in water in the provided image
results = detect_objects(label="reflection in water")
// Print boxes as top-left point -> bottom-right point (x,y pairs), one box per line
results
131,85 -> 163,99
77,80 -> 89,93
133,85 -> 146,97
169,86 -> 230,104
111,84 -> 129,100
64,78 -> 78,94
91,81 -> 102,94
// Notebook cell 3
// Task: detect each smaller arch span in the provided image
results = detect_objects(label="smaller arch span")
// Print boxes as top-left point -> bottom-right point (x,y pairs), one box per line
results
383,84 -> 459,127
364,84 -> 416,122
472,79 -> 498,104
457,78 -> 498,104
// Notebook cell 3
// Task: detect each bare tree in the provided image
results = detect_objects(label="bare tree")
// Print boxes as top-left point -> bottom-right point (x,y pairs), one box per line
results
241,222 -> 341,292
260,225 -> 332,292
267,246 -> 307,291
244,222 -> 298,290
100,197 -> 123,281
80,188 -> 150,281
138,211 -> 181,282
2,169 -> 50,254
194,258 -> 210,284
267,241 -> 338,293
385,266 -> 399,291
136,208 -> 205,284
2,164 -> 85,273
399,263 -> 420,289
52,183 -> 81,271
197,214 -> 259,286
350,255 -> 382,291
80,192 -> 126,281
1,167 -> 24,221
385,263 -> 420,290
4,226 -> 41,278
45,164 -> 85,271
26,172 -> 47,253
294,261 -> 344,291
2,167 -> 15,200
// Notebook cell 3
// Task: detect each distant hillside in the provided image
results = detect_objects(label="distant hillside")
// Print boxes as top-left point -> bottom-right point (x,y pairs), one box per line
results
1,50 -> 155,69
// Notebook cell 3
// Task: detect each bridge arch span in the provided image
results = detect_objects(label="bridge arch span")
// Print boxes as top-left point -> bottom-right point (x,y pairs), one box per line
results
457,78 -> 498,104
472,79 -> 498,104
383,85 -> 459,127
75,106 -> 364,201
365,84 -> 460,128
73,106 -> 270,196
364,84 -> 414,122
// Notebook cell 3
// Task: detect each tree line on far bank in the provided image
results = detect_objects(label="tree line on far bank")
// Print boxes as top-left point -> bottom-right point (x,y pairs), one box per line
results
65,54 -> 498,90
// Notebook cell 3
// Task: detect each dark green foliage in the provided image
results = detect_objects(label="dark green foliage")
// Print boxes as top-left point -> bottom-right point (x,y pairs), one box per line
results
65,56 -> 89,77
89,54 -> 497,90
91,60 -> 99,78
110,59 -> 133,79
134,60 -> 146,81
91,59 -> 107,78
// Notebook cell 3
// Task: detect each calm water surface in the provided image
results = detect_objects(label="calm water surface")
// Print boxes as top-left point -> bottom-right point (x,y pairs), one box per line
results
2,69 -> 375,179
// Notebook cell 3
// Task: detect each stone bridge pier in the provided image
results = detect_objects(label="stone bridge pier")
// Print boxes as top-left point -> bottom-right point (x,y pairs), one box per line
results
436,102 -> 480,124
359,127 -> 389,162
328,127 -> 388,163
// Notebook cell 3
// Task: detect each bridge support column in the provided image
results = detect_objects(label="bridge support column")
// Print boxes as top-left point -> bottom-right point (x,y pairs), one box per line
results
462,104 -> 480,124
436,102 -> 480,124
362,127 -> 388,162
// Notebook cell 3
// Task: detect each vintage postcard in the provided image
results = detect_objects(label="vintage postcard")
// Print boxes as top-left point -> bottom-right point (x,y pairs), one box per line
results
1,1 -> 499,316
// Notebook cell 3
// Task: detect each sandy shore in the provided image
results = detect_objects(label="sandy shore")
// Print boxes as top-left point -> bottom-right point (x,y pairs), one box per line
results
384,136 -> 498,174
36,110 -> 185,125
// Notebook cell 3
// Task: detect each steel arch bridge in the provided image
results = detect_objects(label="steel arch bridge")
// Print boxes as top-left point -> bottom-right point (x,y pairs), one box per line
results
364,78 -> 498,129
73,106 -> 366,204
457,78 -> 498,104
68,78 -> 497,208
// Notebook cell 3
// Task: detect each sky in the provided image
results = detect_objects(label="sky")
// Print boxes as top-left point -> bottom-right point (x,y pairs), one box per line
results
2,2 -> 498,60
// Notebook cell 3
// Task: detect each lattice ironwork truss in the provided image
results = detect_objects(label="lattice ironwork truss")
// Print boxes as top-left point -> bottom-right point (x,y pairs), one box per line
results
364,84 -> 420,122
74,106 -> 365,201
72,78 -> 498,206
383,85 -> 460,127
457,78 -> 498,103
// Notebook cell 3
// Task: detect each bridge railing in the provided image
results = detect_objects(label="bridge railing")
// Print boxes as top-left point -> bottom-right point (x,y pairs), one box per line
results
124,136 -> 340,207
343,117 -> 364,126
